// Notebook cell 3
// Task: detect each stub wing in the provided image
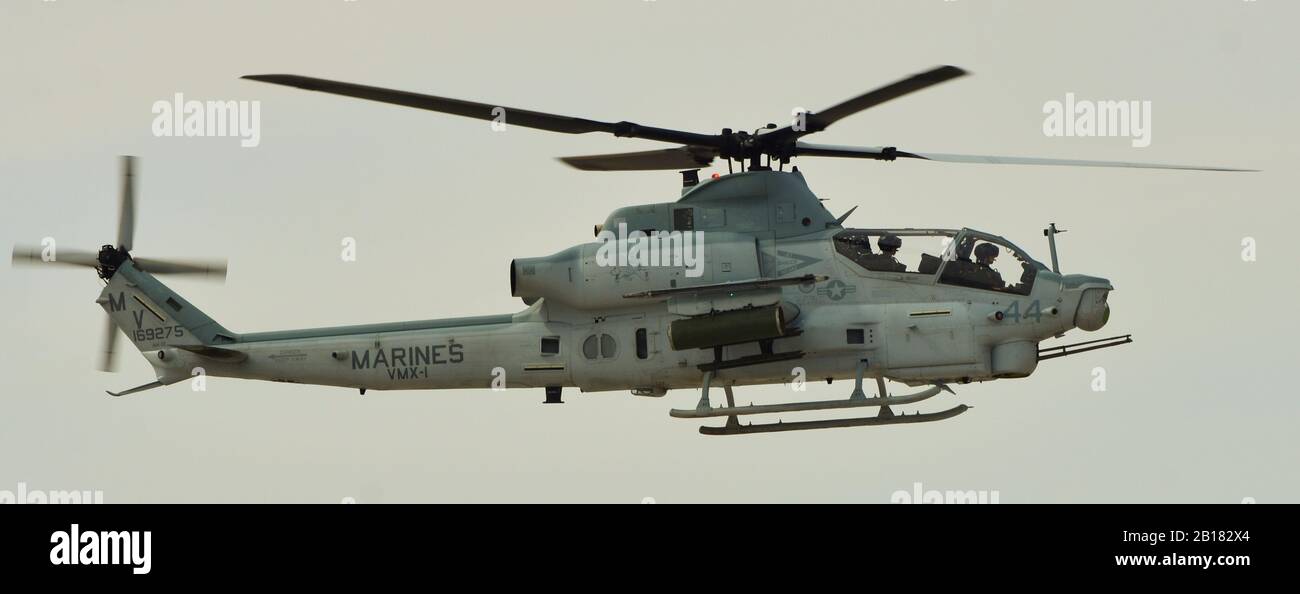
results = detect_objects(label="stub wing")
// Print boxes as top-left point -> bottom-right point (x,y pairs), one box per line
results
622,274 -> 826,299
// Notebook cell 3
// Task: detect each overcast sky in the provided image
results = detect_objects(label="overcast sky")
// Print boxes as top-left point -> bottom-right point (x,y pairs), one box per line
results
2,0 -> 1296,502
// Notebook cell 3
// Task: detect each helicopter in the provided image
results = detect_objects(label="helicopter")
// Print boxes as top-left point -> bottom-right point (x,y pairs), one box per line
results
11,66 -> 1250,435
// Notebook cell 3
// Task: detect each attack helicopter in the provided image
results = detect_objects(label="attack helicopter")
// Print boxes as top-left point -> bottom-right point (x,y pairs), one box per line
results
12,66 -> 1250,435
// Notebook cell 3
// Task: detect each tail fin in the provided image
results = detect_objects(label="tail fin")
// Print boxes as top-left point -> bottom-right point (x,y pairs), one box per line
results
97,260 -> 237,355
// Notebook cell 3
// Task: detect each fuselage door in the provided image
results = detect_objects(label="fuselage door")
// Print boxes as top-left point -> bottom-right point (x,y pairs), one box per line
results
883,303 -> 977,369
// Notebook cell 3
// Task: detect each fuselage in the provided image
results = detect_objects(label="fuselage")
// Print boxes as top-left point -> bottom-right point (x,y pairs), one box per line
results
107,170 -> 1113,396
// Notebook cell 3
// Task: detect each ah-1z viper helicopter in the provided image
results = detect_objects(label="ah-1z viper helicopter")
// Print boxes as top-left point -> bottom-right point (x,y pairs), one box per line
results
13,66 -> 1249,435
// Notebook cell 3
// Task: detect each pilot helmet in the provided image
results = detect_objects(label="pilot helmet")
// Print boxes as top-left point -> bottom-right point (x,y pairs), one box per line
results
974,242 -> 1000,261
878,234 -> 902,253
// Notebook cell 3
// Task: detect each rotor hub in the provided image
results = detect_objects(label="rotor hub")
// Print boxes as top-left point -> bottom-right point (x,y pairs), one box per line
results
97,245 -> 129,280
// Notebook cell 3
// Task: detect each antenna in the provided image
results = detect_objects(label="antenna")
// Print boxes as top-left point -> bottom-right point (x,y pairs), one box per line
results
680,169 -> 700,196
1043,223 -> 1066,273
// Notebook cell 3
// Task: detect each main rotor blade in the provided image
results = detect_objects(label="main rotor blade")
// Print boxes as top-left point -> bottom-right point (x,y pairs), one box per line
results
767,65 -> 968,142
242,74 -> 718,147
132,257 -> 227,279
11,244 -> 100,268
98,313 -> 118,372
559,146 -> 718,171
896,151 -> 1258,172
793,142 -> 1258,172
812,65 -> 968,130
118,156 -> 136,251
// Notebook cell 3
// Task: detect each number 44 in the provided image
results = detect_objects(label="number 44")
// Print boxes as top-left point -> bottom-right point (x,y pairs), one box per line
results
1003,300 -> 1042,323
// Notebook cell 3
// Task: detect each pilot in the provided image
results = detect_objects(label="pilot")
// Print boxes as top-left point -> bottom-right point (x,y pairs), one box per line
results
842,232 -> 874,268
972,242 -> 1005,289
853,233 -> 873,255
873,234 -> 906,272
936,235 -> 976,281
1011,260 -> 1037,294
954,236 -> 977,262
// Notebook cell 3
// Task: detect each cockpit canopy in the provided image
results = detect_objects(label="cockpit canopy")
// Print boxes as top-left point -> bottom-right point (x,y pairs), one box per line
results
833,228 -> 1046,295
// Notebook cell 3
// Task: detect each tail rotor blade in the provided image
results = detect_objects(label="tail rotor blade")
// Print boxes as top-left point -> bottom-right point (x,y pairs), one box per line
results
11,244 -> 100,268
132,257 -> 227,279
98,313 -> 118,372
118,156 -> 136,251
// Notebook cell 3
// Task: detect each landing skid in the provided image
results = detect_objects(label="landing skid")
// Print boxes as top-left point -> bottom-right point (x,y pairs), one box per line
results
699,405 -> 969,436
673,360 -> 965,436
669,384 -> 949,418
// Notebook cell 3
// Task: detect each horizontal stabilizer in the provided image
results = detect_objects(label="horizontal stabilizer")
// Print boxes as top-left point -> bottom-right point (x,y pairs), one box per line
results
175,344 -> 248,363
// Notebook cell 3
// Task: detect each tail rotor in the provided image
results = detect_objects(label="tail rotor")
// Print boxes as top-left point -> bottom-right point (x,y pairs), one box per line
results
10,156 -> 228,371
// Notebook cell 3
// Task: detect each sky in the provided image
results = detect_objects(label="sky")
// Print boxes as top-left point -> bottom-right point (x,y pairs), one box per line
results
1,0 -> 1296,503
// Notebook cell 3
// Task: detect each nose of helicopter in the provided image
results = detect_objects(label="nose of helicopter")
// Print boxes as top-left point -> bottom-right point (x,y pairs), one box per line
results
1078,297 -> 1110,331
1062,274 -> 1112,331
